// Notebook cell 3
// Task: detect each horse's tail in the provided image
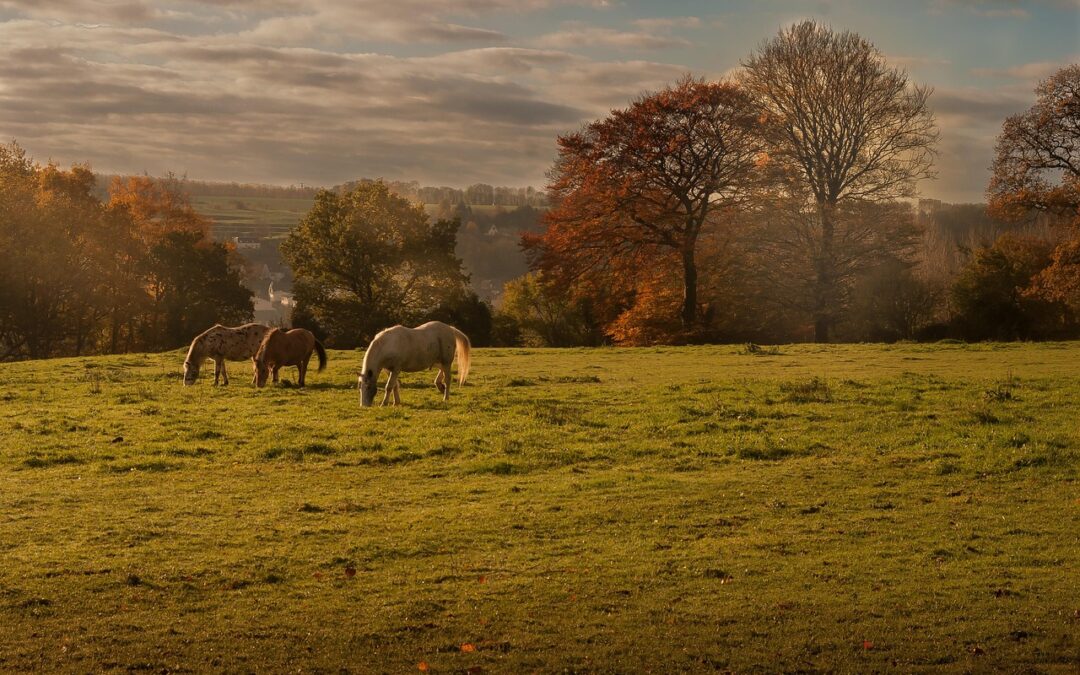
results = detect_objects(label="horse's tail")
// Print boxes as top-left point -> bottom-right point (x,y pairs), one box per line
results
450,326 -> 471,385
314,339 -> 328,372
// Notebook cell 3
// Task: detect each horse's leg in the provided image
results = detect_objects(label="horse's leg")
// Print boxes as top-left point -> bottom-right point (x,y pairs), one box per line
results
250,358 -> 258,385
392,374 -> 401,406
441,362 -> 452,401
221,359 -> 229,386
273,365 -> 280,383
434,369 -> 446,394
381,370 -> 398,407
298,359 -> 307,387
213,358 -> 221,386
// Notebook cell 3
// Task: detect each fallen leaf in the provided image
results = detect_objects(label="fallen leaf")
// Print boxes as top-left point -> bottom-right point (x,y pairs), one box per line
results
477,575 -> 487,584
862,640 -> 873,650
460,643 -> 476,653
417,662 -> 429,672
344,566 -> 356,578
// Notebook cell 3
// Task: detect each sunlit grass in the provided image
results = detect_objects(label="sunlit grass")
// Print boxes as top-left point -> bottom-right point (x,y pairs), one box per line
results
0,343 -> 1077,671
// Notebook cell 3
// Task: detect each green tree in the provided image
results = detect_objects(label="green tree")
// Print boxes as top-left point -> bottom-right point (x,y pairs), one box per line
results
950,234 -> 1067,341
499,272 -> 596,347
281,181 -> 469,347
144,231 -> 254,350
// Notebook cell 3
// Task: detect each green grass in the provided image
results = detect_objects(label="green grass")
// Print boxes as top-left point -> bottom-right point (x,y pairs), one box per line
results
1,343 -> 1078,672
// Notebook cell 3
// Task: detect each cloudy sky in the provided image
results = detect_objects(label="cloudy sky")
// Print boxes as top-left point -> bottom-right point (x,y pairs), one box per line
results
1,0 -> 1076,202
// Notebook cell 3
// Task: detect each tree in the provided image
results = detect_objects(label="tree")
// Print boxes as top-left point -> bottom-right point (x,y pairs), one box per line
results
1028,236 -> 1080,313
281,181 -> 469,347
108,173 -> 210,244
144,231 -> 254,350
498,272 -> 597,347
747,198 -> 924,340
526,77 -> 765,336
741,21 -> 938,342
843,259 -> 942,342
988,64 -> 1080,220
0,145 -> 107,358
0,142 -> 256,359
950,234 -> 1068,341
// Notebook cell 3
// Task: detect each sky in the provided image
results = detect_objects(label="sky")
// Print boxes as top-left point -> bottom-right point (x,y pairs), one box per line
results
0,0 -> 1077,203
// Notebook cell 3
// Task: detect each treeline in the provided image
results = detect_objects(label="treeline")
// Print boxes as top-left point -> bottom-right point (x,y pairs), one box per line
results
496,23 -> 1080,347
337,179 -> 549,208
0,144 -> 254,360
93,176 -> 321,200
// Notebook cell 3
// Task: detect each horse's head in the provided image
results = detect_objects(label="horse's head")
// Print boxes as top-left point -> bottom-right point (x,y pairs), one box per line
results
253,329 -> 277,388
359,368 -> 378,407
182,359 -> 199,386
254,357 -> 270,387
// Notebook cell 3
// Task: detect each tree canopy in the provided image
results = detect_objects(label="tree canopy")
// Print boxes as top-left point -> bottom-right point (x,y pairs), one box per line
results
525,77 -> 764,341
281,181 -> 469,348
989,64 -> 1080,220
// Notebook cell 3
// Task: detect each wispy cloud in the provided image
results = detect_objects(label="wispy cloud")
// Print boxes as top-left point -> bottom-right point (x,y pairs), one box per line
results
533,21 -> 691,51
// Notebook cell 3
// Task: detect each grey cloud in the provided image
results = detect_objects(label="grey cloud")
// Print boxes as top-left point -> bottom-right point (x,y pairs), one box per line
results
931,88 -> 1032,124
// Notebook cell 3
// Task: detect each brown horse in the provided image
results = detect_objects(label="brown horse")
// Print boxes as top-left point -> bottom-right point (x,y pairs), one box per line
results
253,328 -> 327,387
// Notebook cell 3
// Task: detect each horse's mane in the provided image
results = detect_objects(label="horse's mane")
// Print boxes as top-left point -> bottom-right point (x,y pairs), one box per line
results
256,327 -> 281,355
185,332 -> 207,364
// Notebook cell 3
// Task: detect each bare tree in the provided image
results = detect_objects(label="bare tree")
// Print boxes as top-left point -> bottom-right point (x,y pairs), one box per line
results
741,21 -> 938,342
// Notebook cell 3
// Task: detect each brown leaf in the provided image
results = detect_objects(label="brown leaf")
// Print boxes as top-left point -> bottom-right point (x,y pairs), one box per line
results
460,643 -> 476,653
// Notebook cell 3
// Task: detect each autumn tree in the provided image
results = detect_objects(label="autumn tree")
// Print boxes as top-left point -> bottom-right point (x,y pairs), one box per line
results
988,64 -> 1079,220
108,173 -> 210,244
281,181 -> 469,347
526,77 -> 765,338
0,145 -> 97,358
0,142 -> 254,359
950,234 -> 1070,341
741,21 -> 938,342
989,65 -> 1080,316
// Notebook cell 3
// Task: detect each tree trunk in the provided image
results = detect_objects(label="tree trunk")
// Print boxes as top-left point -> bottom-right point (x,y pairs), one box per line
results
813,203 -> 836,343
681,246 -> 698,331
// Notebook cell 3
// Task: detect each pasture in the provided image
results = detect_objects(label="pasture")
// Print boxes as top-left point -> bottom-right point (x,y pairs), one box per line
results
0,343 -> 1077,672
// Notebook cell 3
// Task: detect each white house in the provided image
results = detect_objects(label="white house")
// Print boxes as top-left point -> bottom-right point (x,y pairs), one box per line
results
233,236 -> 261,250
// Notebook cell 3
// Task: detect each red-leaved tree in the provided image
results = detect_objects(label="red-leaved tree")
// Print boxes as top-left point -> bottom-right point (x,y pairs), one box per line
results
525,77 -> 765,342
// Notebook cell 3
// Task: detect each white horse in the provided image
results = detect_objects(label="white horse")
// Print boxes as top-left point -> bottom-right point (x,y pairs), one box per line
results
358,321 -> 471,406
183,323 -> 271,386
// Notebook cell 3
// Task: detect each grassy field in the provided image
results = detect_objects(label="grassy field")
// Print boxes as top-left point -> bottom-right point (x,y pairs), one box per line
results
1,343 -> 1078,672
192,195 -> 315,239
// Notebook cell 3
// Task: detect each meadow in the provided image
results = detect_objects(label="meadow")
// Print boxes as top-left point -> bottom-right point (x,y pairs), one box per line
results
0,343 -> 1077,672
191,194 -> 314,240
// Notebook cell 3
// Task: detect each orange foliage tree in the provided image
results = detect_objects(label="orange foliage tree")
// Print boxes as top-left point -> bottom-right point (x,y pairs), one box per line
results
525,77 -> 764,343
988,65 -> 1080,220
989,65 -> 1080,313
108,173 -> 210,244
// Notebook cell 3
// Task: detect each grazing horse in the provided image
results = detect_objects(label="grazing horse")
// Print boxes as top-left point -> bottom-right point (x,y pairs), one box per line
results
253,328 -> 327,388
183,323 -> 271,386
358,321 -> 471,407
